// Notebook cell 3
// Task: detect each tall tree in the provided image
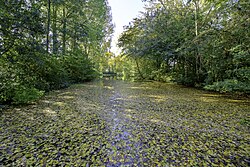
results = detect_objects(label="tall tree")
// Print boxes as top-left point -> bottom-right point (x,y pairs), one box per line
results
119,0 -> 249,92
46,0 -> 51,53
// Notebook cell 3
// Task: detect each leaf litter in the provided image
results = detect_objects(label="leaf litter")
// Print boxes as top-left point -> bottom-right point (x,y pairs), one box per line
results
0,79 -> 249,166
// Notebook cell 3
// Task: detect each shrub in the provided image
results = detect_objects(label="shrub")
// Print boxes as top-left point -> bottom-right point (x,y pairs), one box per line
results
173,73 -> 197,86
13,86 -> 44,104
0,52 -> 96,105
41,56 -> 69,90
63,53 -> 96,83
204,79 -> 250,93
18,54 -> 69,91
0,60 -> 21,103
0,59 -> 44,104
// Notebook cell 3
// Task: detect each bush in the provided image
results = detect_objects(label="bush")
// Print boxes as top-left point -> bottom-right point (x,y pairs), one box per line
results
0,59 -> 44,104
38,55 -> 69,90
149,70 -> 172,82
0,60 -> 24,103
13,86 -> 44,104
15,54 -> 69,91
63,53 -> 96,83
0,51 -> 96,105
235,67 -> 250,82
204,79 -> 250,93
173,73 -> 197,86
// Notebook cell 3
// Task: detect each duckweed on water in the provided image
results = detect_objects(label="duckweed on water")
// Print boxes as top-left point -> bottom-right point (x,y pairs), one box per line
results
0,80 -> 249,166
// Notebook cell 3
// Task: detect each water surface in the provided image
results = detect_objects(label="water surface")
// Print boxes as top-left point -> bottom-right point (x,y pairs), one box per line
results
0,80 -> 249,166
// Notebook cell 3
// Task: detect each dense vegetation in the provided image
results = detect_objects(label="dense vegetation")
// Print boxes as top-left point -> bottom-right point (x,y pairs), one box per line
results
117,0 -> 250,93
0,0 -> 113,104
1,0 -> 249,104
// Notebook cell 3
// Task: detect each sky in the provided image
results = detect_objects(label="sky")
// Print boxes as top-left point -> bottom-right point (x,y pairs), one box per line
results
108,0 -> 145,54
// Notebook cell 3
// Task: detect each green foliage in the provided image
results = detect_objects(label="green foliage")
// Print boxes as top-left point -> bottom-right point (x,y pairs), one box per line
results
13,86 -> 44,104
118,0 -> 249,94
174,74 -> 197,87
63,52 -> 97,83
0,0 -> 113,104
204,79 -> 250,93
36,55 -> 69,91
0,60 -> 20,103
240,118 -> 250,127
0,58 -> 43,104
234,68 -> 250,83
0,52 -> 97,104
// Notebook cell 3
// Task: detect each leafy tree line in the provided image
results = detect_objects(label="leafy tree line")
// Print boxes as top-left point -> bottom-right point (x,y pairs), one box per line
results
0,0 -> 113,104
117,0 -> 249,93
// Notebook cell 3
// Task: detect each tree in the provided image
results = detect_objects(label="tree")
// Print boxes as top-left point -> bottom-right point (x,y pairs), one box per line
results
119,0 -> 249,92
0,0 -> 114,104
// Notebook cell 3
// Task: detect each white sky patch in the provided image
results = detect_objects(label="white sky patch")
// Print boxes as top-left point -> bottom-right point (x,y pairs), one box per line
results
108,0 -> 145,55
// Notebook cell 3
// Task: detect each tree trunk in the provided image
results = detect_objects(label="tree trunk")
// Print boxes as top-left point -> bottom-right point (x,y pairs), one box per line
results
194,0 -> 201,81
52,3 -> 58,54
72,29 -> 77,52
46,0 -> 51,53
135,58 -> 144,79
62,6 -> 66,55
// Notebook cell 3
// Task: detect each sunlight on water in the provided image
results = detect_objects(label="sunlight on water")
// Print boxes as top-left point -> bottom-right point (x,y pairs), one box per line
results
1,80 -> 249,166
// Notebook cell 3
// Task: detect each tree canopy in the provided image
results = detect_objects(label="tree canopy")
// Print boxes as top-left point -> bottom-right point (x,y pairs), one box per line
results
0,0 -> 113,104
118,0 -> 249,93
